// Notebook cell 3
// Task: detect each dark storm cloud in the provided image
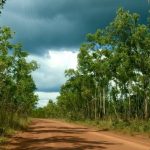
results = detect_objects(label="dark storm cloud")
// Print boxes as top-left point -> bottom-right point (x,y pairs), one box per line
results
0,0 -> 149,54
36,87 -> 60,93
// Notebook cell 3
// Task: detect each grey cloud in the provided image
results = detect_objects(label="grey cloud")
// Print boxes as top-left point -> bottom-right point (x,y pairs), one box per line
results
0,0 -> 149,54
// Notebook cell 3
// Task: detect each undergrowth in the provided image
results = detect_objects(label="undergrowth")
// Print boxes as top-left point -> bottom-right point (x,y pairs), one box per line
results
69,119 -> 150,137
0,116 -> 31,144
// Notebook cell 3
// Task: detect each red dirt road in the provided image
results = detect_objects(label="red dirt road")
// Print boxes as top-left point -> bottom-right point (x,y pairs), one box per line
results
1,119 -> 150,150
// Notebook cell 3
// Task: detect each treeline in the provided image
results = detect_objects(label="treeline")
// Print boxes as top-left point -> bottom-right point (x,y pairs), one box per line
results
35,9 -> 150,123
0,2 -> 38,133
57,8 -> 150,121
32,100 -> 59,118
0,27 -> 38,132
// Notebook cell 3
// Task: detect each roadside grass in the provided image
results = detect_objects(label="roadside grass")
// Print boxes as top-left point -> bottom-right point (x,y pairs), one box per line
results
0,127 -> 17,144
0,137 -> 7,144
0,116 -> 32,144
112,120 -> 150,136
67,119 -> 150,137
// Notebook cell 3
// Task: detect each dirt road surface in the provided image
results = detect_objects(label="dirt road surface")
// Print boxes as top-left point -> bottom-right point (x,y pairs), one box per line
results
1,119 -> 150,150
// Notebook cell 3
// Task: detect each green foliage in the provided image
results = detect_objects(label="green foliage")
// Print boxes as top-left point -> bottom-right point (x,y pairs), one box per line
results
34,8 -> 150,134
71,119 -> 150,136
0,137 -> 7,144
32,100 -> 59,118
0,27 -> 38,134
55,8 -> 150,121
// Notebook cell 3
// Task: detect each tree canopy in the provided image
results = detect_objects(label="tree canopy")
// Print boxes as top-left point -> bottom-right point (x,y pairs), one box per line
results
0,26 -> 38,130
49,8 -> 150,121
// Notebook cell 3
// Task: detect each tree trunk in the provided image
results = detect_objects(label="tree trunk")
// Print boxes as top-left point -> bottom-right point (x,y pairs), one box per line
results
95,87 -> 97,120
128,94 -> 131,120
103,88 -> 106,117
144,91 -> 148,119
99,89 -> 102,118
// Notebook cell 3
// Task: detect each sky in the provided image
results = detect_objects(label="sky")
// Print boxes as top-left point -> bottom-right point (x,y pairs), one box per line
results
0,0 -> 149,107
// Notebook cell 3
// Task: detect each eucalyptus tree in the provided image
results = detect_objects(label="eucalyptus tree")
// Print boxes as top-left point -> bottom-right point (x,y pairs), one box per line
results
12,44 -> 38,115
0,27 -> 14,123
48,8 -> 150,121
77,44 -> 96,119
0,27 -> 38,129
87,8 -> 150,120
131,24 -> 150,119
0,0 -> 38,129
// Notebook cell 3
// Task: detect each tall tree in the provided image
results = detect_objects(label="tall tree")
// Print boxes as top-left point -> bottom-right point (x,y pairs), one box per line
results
0,27 -> 38,129
36,8 -> 150,122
